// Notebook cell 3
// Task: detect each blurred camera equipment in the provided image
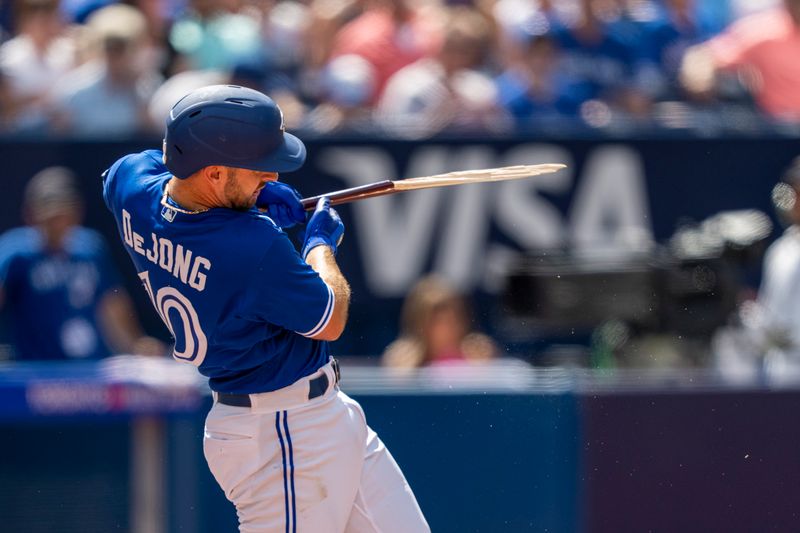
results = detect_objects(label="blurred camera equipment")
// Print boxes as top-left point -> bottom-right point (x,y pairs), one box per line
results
504,209 -> 773,339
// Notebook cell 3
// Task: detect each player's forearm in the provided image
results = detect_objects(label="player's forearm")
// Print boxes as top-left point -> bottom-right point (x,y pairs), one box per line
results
306,245 -> 350,340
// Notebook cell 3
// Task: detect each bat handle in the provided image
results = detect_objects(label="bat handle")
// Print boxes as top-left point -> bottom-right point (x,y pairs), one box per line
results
301,180 -> 395,211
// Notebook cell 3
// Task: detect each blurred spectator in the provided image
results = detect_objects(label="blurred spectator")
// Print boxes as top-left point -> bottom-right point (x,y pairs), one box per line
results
376,6 -> 501,137
50,4 -> 162,136
307,53 -> 377,132
259,0 -> 331,125
549,0 -> 652,120
261,0 -> 312,75
635,0 -> 719,101
305,0 -> 364,72
0,167 -> 164,360
382,275 -> 499,369
680,0 -> 800,121
493,0 -> 557,64
0,0 -> 75,133
147,68 -> 228,129
330,0 -> 445,104
713,157 -> 800,378
494,31 -> 591,126
168,0 -> 263,72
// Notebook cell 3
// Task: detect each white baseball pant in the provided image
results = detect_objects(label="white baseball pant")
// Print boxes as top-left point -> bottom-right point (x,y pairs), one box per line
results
203,362 -> 430,532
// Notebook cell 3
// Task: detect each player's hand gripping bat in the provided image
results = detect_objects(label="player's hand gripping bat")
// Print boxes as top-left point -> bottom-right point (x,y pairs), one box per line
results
300,164 -> 567,211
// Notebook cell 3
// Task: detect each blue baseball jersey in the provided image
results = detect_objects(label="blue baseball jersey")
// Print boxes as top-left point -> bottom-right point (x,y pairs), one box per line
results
0,226 -> 118,360
102,150 -> 334,393
551,21 -> 638,101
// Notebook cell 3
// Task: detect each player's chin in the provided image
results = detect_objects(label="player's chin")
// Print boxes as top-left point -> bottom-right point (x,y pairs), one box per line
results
232,198 -> 258,212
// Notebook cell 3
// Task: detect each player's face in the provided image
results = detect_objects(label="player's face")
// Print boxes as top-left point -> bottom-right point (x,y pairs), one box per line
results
223,168 -> 279,211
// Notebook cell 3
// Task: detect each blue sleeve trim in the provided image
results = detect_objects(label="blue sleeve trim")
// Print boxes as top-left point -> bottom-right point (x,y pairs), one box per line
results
297,283 -> 335,338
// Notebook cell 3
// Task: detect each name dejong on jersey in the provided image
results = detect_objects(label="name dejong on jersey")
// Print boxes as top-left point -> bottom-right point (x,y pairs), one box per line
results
120,208 -> 211,292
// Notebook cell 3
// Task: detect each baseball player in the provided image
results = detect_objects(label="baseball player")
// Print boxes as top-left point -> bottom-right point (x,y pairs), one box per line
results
102,85 -> 429,532
0,166 -> 161,360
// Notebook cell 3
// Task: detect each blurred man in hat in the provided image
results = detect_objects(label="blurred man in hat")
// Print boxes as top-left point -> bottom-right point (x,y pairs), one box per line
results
0,166 -> 163,360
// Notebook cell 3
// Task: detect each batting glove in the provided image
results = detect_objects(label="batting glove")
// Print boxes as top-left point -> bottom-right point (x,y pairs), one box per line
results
256,181 -> 305,228
302,197 -> 344,259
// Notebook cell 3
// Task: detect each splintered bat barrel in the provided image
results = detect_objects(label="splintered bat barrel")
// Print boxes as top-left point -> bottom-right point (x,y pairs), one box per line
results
300,164 -> 567,211
301,180 -> 395,210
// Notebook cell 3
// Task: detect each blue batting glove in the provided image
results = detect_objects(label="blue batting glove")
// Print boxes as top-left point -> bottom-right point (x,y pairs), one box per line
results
256,181 -> 305,228
302,197 -> 344,259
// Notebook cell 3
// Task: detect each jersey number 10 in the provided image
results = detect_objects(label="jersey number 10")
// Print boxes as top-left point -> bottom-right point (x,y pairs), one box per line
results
138,271 -> 208,366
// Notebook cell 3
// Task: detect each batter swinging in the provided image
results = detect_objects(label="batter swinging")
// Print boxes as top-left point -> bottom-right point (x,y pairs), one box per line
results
102,85 -> 429,532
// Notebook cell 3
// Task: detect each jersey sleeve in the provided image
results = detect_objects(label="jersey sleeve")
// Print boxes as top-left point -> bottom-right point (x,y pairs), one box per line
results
102,150 -> 163,213
102,154 -> 130,213
239,232 -> 335,337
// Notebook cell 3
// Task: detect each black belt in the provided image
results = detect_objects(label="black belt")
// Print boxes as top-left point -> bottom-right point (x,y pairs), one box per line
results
216,360 -> 340,408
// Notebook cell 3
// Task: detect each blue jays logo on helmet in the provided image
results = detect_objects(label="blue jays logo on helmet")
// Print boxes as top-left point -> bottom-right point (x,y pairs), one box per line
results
163,85 -> 306,179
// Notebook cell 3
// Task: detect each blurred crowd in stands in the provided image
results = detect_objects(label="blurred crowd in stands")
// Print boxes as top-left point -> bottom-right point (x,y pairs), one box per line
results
1,0 -> 799,139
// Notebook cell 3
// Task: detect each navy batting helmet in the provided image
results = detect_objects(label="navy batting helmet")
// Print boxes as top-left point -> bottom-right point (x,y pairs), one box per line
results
163,85 -> 306,179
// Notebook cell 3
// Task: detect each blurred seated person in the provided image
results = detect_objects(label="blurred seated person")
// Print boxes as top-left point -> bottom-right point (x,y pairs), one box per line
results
382,275 -> 498,369
0,0 -> 75,133
713,157 -> 800,378
330,0 -> 444,104
633,0 -> 720,102
168,0 -> 263,72
306,54 -> 377,133
494,31 -> 591,126
305,0 -> 364,73
549,0 -> 651,118
50,4 -> 162,137
376,6 -> 502,137
0,167 -> 164,360
680,0 -> 800,121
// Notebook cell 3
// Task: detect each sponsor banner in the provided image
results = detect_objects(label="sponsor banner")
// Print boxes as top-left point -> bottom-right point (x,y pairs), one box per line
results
0,137 -> 796,354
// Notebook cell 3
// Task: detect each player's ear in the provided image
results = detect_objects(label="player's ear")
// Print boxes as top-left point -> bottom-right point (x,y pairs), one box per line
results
201,166 -> 224,183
